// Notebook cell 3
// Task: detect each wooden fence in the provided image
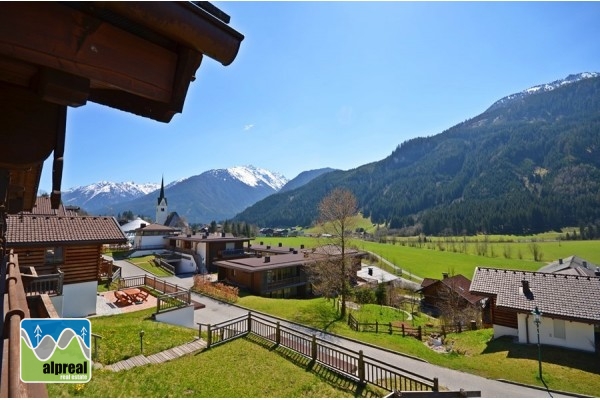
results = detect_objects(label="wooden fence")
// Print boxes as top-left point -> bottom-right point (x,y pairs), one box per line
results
198,313 -> 439,393
118,274 -> 192,314
348,313 -> 477,341
156,290 -> 191,313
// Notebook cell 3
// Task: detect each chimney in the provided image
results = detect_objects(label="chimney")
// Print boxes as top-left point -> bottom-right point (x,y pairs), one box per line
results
368,267 -> 373,276
293,250 -> 298,254
264,256 -> 270,263
300,244 -> 305,249
266,245 -> 271,249
559,258 -> 563,264
522,280 -> 530,292
222,232 -> 226,238
278,242 -> 282,247
595,267 -> 600,277
442,272 -> 449,280
290,248 -> 294,252
260,241 -> 264,245
583,261 -> 588,269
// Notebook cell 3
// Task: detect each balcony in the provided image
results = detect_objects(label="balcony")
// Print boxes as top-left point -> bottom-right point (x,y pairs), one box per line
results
19,265 -> 64,296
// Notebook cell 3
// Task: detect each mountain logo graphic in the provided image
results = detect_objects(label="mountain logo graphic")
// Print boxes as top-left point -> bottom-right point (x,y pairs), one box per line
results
20,318 -> 92,383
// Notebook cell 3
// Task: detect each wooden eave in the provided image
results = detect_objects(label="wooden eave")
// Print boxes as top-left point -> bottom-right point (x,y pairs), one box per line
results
0,1 -> 243,213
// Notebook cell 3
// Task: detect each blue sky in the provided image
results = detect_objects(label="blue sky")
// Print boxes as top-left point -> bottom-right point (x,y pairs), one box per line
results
39,1 -> 600,192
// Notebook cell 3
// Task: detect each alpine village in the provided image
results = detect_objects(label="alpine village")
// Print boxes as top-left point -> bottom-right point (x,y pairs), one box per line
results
1,2 -> 600,399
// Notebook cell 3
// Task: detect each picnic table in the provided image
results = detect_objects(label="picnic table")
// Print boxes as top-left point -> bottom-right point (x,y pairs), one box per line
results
123,288 -> 149,303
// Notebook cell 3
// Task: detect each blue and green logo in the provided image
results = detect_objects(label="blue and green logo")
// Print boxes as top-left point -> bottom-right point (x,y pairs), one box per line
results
20,318 -> 91,383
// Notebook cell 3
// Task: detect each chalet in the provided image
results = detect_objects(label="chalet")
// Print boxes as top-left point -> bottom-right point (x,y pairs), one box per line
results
470,267 -> 600,353
132,223 -> 181,253
168,232 -> 250,274
0,1 -> 243,396
418,273 -> 487,323
6,197 -> 127,317
214,245 -> 366,298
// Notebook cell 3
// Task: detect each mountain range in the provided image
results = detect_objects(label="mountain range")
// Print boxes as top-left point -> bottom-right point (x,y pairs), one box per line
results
234,72 -> 600,235
62,166 -> 295,223
62,72 -> 600,235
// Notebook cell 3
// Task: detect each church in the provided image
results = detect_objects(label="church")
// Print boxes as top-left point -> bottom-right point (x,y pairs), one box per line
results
155,176 -> 190,230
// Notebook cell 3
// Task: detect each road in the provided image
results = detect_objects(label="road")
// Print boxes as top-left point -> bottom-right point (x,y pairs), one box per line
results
113,257 -> 578,398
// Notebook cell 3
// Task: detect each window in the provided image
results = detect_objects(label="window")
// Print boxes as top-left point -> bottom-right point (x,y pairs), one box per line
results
45,247 -> 63,265
553,319 -> 566,339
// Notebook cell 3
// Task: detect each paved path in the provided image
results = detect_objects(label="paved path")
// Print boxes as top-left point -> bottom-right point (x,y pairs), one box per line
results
108,257 -> 578,398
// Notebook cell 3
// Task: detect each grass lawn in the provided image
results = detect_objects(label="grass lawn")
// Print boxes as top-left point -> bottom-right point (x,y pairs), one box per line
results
236,295 -> 600,397
88,309 -> 198,364
127,255 -> 172,277
49,335 -> 384,398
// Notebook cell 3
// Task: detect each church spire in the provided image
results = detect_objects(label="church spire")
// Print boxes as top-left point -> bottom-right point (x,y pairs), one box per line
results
157,175 -> 167,206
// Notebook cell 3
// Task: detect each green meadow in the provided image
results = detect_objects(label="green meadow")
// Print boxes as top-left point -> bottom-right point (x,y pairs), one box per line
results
252,235 -> 600,279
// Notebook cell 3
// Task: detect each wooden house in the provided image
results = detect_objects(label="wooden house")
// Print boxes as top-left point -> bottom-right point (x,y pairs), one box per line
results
470,267 -> 600,353
214,245 -> 366,298
6,197 -> 127,317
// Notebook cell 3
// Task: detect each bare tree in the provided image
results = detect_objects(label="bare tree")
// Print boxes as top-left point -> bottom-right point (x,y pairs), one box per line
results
307,188 -> 358,318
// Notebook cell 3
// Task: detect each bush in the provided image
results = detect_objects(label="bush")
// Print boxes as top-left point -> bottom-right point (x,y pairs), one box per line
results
193,275 -> 239,303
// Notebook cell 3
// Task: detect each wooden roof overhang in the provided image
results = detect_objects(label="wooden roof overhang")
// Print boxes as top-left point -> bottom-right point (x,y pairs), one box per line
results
0,1 -> 244,213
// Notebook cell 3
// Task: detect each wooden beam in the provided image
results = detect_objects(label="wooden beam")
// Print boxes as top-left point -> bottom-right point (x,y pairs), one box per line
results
0,2 -> 177,104
34,68 -> 89,107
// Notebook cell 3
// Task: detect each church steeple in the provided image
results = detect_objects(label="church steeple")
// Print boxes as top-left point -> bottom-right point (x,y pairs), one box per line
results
157,176 -> 167,206
156,175 -> 168,225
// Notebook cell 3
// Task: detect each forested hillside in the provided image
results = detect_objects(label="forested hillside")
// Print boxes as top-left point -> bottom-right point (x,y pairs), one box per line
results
235,74 -> 600,236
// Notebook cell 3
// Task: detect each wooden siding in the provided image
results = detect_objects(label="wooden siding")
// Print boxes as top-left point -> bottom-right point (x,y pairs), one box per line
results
490,297 -> 518,329
13,244 -> 101,285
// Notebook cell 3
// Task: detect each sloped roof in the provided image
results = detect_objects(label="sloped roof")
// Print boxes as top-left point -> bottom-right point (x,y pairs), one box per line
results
120,217 -> 151,233
538,255 -> 600,277
420,274 -> 485,305
470,267 -> 600,323
19,196 -> 79,217
6,215 -> 126,245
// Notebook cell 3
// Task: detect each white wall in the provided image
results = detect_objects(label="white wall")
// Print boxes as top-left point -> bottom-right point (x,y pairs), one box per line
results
60,281 -> 98,317
518,313 -> 596,353
155,305 -> 194,328
493,324 -> 517,339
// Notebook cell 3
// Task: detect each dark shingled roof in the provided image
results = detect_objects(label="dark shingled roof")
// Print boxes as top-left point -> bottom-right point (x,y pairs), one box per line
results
538,255 -> 600,277
419,274 -> 485,305
19,196 -> 79,217
470,267 -> 600,323
6,215 -> 127,245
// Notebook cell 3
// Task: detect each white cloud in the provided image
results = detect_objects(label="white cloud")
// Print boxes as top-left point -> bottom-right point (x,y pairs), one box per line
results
243,124 -> 255,131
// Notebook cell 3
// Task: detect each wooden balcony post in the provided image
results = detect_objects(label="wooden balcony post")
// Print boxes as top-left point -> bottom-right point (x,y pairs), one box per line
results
358,350 -> 365,384
207,324 -> 213,348
275,321 -> 280,345
311,334 -> 317,362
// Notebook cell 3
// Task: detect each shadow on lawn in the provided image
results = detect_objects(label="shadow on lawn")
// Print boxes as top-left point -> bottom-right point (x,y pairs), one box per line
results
481,335 -> 600,375
245,335 -> 384,398
294,299 -> 343,331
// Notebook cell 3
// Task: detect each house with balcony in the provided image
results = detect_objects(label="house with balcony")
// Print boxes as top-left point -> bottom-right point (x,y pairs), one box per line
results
6,197 -> 127,318
214,245 -> 366,298
166,232 -> 251,274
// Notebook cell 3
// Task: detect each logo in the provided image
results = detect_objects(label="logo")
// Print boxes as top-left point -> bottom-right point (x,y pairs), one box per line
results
20,318 -> 91,383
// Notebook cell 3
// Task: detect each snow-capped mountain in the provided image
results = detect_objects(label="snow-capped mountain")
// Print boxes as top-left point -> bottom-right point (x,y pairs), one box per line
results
62,181 -> 160,211
487,72 -> 599,111
67,166 -> 289,223
213,165 -> 288,191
